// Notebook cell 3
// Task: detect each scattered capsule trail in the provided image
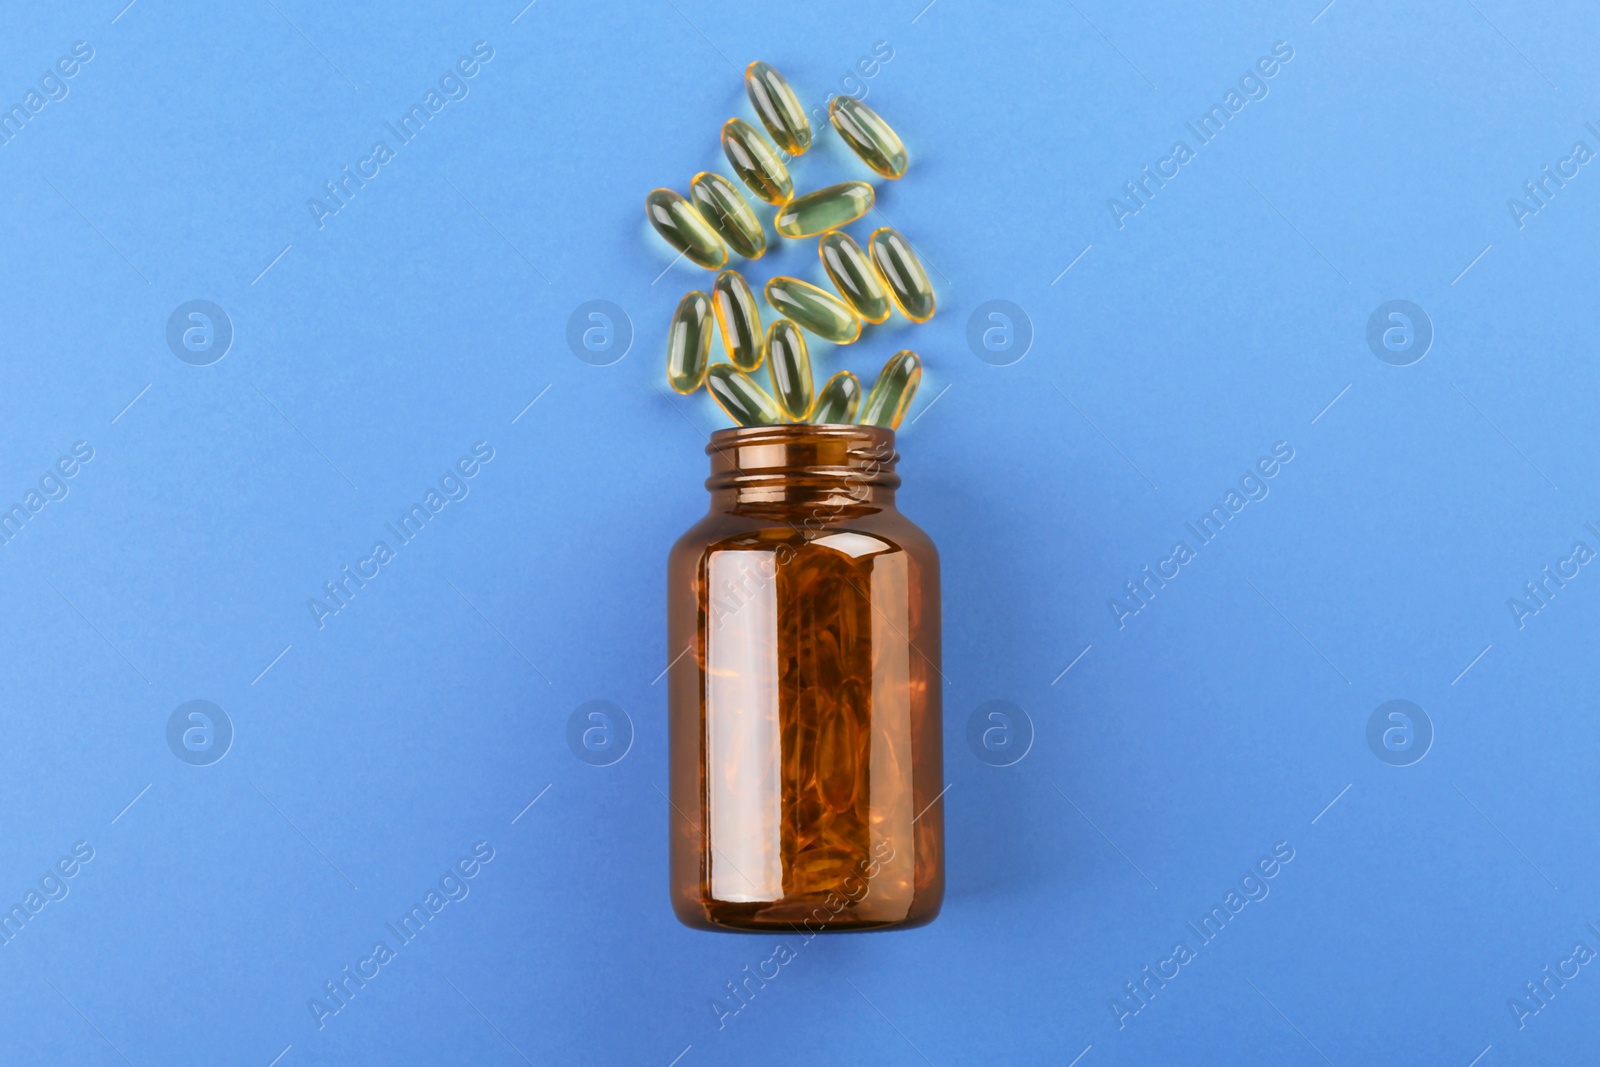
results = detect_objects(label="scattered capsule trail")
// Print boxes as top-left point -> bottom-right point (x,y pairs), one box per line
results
763,277 -> 861,345
859,350 -> 921,429
745,61 -> 811,156
645,188 -> 727,270
721,118 -> 793,204
765,319 -> 814,422
691,172 -> 766,260
712,270 -> 765,373
869,227 -> 936,322
811,370 -> 862,425
819,231 -> 892,324
644,69 -> 936,428
666,290 -> 714,394
774,181 -> 874,239
706,363 -> 782,426
830,97 -> 908,179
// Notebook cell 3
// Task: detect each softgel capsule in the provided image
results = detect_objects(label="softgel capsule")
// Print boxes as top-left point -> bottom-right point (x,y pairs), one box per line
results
830,97 -> 908,179
764,277 -> 860,345
859,350 -> 921,430
774,181 -> 874,239
745,61 -> 811,156
712,270 -> 765,373
869,227 -> 936,323
666,291 -> 714,394
646,188 -> 726,270
765,319 -> 814,422
811,371 -> 862,425
706,364 -> 781,426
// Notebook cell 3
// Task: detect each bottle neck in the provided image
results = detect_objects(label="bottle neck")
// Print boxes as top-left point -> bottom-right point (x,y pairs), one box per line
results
706,425 -> 899,515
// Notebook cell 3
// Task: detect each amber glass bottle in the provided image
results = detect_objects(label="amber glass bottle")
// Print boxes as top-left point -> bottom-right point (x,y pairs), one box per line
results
667,424 -> 943,932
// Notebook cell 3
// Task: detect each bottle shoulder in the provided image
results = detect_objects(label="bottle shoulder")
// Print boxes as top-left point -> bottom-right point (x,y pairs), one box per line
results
671,505 -> 937,565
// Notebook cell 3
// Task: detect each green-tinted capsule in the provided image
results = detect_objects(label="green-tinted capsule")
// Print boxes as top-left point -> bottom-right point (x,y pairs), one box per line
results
666,291 -> 714,394
765,319 -> 813,421
721,118 -> 793,205
868,227 -> 936,322
830,96 -> 908,179
706,364 -> 782,426
811,370 -> 861,425
712,270 -> 765,372
774,181 -> 874,239
818,230 -> 892,324
745,61 -> 811,156
690,172 -> 766,261
645,188 -> 727,270
859,350 -> 921,429
763,277 -> 861,345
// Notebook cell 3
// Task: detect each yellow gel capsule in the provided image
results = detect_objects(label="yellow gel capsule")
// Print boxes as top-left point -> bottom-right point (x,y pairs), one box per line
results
765,319 -> 814,421
666,291 -> 714,394
721,118 -> 793,205
818,230 -> 892,324
712,270 -> 765,373
645,188 -> 727,270
859,350 -> 921,429
745,61 -> 812,156
811,370 -> 861,425
830,96 -> 908,179
763,276 -> 861,345
690,172 -> 766,261
706,363 -> 782,426
774,181 -> 874,239
869,227 -> 936,322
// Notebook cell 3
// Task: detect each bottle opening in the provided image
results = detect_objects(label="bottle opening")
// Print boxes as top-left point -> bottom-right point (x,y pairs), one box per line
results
705,424 -> 900,494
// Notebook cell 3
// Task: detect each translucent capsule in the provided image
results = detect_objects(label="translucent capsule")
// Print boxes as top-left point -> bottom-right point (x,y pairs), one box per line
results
721,118 -> 793,205
666,290 -> 714,394
811,370 -> 862,425
706,364 -> 781,426
868,227 -> 936,322
690,172 -> 766,260
712,270 -> 765,373
763,277 -> 861,345
818,231 -> 892,324
645,188 -> 727,270
745,61 -> 811,156
765,319 -> 814,422
774,181 -> 874,239
859,350 -> 921,429
830,96 -> 908,179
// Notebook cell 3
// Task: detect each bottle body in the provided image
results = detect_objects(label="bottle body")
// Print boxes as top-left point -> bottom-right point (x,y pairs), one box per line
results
667,425 -> 943,932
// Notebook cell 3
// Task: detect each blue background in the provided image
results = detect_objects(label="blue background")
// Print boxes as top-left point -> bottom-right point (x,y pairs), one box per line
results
2,0 -> 1596,1063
